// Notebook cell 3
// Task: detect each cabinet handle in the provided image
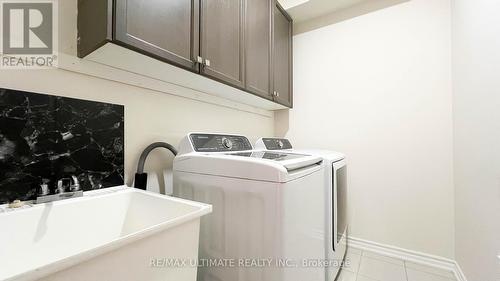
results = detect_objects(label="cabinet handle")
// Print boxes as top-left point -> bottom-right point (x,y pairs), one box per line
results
196,56 -> 211,67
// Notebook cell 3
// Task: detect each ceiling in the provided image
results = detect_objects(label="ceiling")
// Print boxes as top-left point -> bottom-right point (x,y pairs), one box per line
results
280,0 -> 371,23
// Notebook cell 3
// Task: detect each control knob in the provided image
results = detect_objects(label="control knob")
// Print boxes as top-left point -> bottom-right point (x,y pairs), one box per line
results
222,137 -> 233,149
278,140 -> 284,149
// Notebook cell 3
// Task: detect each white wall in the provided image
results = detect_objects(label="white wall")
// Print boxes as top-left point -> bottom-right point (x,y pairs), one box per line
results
452,0 -> 500,280
276,0 -> 455,257
0,0 -> 274,189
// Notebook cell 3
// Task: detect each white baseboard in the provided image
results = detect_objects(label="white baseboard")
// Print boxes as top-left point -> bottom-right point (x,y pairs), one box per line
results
453,261 -> 468,281
347,236 -> 467,281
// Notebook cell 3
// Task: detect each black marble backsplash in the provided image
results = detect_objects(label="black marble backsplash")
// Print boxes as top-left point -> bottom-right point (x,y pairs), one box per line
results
0,88 -> 124,204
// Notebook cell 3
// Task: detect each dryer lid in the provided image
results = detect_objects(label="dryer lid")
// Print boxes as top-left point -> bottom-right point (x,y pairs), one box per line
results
225,151 -> 307,161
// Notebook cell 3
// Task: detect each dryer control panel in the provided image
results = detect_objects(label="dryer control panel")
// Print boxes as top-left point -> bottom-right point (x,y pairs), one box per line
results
260,138 -> 293,150
190,134 -> 253,152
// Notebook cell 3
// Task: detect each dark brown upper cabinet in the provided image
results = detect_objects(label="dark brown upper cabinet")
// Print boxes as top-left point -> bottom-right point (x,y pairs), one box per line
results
199,0 -> 245,89
245,0 -> 273,99
272,1 -> 293,107
114,0 -> 200,71
77,0 -> 293,108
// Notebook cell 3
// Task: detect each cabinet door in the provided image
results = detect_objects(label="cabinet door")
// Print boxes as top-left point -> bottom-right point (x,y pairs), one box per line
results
273,2 -> 293,107
200,0 -> 245,88
245,0 -> 272,99
115,0 -> 199,71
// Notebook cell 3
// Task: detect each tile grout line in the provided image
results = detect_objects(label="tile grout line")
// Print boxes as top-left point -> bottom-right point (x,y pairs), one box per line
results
357,250 -> 415,281
353,249 -> 363,281
403,260 -> 410,281
362,251 -> 406,267
354,247 -> 459,281
405,259 -> 457,280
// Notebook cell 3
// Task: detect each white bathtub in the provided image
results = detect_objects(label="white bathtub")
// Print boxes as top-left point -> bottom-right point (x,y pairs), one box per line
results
0,187 -> 211,281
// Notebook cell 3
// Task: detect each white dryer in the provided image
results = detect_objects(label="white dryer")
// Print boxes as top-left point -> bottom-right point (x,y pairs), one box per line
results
255,138 -> 347,281
173,133 -> 326,281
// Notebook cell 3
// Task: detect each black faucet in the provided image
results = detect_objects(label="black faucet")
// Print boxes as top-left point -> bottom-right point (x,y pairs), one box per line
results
134,142 -> 178,190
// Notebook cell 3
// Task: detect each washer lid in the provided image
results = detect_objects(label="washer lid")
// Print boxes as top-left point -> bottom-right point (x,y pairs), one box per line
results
173,152 -> 323,182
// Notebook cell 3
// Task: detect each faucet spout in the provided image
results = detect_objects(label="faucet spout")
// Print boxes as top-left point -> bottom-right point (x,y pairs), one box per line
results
134,142 -> 178,190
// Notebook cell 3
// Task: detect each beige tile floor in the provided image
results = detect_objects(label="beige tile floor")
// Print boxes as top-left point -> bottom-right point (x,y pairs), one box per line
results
337,248 -> 457,281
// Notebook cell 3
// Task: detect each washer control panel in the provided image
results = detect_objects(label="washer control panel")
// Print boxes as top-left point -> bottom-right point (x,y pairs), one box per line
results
261,138 -> 293,150
190,134 -> 252,152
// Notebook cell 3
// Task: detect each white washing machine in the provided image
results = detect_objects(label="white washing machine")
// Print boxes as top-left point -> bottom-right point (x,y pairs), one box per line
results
173,133 -> 327,281
255,138 -> 347,281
